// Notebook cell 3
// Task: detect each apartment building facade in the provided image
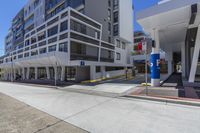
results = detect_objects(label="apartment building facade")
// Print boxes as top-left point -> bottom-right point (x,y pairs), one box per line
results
0,0 -> 133,82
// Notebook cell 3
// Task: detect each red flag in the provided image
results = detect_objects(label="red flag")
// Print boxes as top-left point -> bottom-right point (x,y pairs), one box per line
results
138,42 -> 143,50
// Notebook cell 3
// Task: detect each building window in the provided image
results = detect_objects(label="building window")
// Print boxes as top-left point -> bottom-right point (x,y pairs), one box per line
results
113,11 -> 118,23
116,39 -> 120,48
96,66 -> 101,73
113,0 -> 118,10
108,0 -> 111,7
108,22 -> 111,35
24,52 -> 29,57
116,53 -> 121,60
59,42 -> 68,52
60,20 -> 68,32
38,32 -> 46,41
48,45 -> 57,52
122,42 -> 126,49
48,25 -> 58,37
113,24 -> 119,36
25,40 -> 30,46
31,50 -> 38,56
100,49 -> 114,62
39,48 -> 47,54
108,9 -> 111,21
17,43 -> 24,49
71,20 -> 86,34
31,37 -> 37,44
108,36 -> 111,43
18,54 -> 23,59
34,0 -> 40,8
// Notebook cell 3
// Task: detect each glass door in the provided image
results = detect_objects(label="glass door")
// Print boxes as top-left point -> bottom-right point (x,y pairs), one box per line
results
66,67 -> 76,81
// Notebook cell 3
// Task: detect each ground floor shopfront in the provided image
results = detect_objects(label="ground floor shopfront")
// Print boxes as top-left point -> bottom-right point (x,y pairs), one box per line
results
1,65 -> 131,83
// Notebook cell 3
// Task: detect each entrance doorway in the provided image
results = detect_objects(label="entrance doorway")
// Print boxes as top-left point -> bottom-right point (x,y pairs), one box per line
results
173,52 -> 182,73
65,67 -> 76,81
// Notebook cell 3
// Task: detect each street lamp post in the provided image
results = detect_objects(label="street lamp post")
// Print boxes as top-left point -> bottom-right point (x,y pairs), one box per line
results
54,61 -> 57,88
142,40 -> 148,95
11,53 -> 14,82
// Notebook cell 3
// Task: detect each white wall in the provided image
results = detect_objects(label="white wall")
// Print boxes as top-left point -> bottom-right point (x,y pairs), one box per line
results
95,70 -> 126,79
24,0 -> 45,27
119,0 -> 134,43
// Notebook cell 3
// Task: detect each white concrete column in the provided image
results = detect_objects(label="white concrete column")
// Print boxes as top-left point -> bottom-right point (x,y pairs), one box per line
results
46,67 -> 50,80
13,68 -> 16,81
181,43 -> 186,78
35,67 -> 38,80
54,66 -> 57,81
90,66 -> 96,80
101,66 -> 106,78
168,60 -> 173,76
189,25 -> 200,82
4,69 -> 8,80
19,68 -> 22,77
151,29 -> 160,87
5,69 -> 8,80
26,67 -> 30,80
7,70 -> 10,80
166,52 -> 173,76
9,69 -> 12,81
22,68 -> 25,80
61,66 -> 65,81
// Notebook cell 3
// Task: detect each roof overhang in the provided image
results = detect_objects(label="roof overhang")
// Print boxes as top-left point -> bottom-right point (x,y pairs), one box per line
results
137,0 -> 200,52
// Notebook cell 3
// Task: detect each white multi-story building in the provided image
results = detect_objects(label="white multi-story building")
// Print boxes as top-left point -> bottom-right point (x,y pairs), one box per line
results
0,0 -> 134,82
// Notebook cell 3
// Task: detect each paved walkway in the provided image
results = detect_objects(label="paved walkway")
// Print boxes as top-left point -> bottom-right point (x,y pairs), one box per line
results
0,93 -> 88,133
61,83 -> 139,97
0,82 -> 200,133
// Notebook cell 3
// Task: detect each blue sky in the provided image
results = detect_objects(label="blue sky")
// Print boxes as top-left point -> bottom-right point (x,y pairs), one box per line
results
0,0 -> 160,55
133,0 -> 160,31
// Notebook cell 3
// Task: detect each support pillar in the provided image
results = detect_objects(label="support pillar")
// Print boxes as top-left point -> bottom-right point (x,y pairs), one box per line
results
22,68 -> 25,80
4,69 -> 8,80
151,29 -> 160,87
61,66 -> 65,81
189,26 -> 200,82
19,68 -> 22,78
101,66 -> 106,78
90,66 -> 96,80
166,51 -> 173,76
181,43 -> 186,78
35,67 -> 38,80
26,67 -> 30,80
54,66 -> 57,81
13,68 -> 16,81
46,67 -> 50,80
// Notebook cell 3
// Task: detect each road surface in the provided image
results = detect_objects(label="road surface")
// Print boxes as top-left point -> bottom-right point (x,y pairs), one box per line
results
0,82 -> 200,133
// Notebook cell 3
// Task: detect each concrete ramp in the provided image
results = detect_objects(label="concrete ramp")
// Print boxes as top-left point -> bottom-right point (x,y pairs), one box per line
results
61,83 -> 139,97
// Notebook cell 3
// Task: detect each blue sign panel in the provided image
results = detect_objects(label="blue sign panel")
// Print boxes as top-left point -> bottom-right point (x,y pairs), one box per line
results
80,61 -> 85,66
151,54 -> 160,79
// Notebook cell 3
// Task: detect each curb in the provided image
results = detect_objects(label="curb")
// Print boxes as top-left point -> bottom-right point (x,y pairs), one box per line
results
123,95 -> 200,107
81,74 -> 134,84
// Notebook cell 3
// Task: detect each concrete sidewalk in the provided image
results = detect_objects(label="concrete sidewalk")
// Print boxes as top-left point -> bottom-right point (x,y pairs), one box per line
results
0,82 -> 200,133
61,83 -> 139,97
0,93 -> 88,133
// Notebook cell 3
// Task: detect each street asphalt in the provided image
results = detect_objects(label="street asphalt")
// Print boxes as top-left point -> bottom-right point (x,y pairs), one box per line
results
0,82 -> 200,133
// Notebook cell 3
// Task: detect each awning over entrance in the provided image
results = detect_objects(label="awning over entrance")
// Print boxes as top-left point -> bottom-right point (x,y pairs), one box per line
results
137,0 -> 200,82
